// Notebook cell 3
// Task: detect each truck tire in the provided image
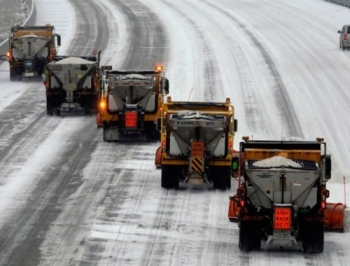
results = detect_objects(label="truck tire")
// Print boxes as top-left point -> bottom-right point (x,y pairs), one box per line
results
46,96 -> 53,116
82,95 -> 99,115
225,168 -> 231,189
213,166 -> 224,189
103,123 -> 111,142
239,220 -> 261,251
161,165 -> 171,188
213,166 -> 231,190
161,165 -> 179,189
145,122 -> 159,142
301,221 -> 324,253
84,109 -> 92,115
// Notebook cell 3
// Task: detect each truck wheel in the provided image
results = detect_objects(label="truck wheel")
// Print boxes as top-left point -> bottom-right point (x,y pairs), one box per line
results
302,221 -> 324,253
239,220 -> 261,251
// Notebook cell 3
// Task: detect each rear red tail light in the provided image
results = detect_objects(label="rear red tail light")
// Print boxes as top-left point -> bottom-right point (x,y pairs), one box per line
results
240,199 -> 245,208
344,35 -> 348,41
6,50 -> 12,60
321,201 -> 326,209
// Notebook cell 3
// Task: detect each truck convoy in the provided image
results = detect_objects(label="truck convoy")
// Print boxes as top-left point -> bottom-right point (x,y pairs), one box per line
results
156,97 -> 237,189
44,50 -> 101,115
6,24 -> 61,81
228,137 -> 332,253
97,65 -> 169,141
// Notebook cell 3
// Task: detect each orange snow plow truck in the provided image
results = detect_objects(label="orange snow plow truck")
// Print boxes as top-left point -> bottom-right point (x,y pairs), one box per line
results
228,137 -> 345,253
156,97 -> 237,189
97,65 -> 169,141
6,24 -> 61,81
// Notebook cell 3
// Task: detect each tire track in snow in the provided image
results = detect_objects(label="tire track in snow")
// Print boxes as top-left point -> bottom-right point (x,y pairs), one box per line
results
160,1 -> 222,101
140,190 -> 174,266
33,0 -> 171,264
0,1 -> 114,265
68,144 -> 176,265
104,145 -> 164,265
203,0 -> 304,138
182,0 -> 271,135
64,0 -> 109,56
45,135 -> 112,266
0,117 -> 100,266
107,0 -> 170,70
0,81 -> 54,160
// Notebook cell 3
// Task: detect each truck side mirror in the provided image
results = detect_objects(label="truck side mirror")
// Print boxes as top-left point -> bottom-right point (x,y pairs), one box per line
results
234,119 -> 238,132
56,34 -> 61,47
163,78 -> 169,94
324,155 -> 331,179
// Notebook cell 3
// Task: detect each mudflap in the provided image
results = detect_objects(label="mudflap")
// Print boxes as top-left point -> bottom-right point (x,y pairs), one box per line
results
96,112 -> 103,128
301,221 -> 324,253
10,67 -> 22,81
145,122 -> 159,142
82,95 -> 98,115
212,166 -> 231,190
103,125 -> 119,142
161,165 -> 180,189
239,219 -> 262,251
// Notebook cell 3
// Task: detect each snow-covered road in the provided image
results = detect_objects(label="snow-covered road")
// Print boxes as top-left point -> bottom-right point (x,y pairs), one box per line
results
0,0 -> 349,265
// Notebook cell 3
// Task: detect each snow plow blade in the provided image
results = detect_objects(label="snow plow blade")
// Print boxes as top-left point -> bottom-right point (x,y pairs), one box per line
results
155,146 -> 162,168
228,197 -> 346,232
324,202 -> 345,232
228,194 -> 240,222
